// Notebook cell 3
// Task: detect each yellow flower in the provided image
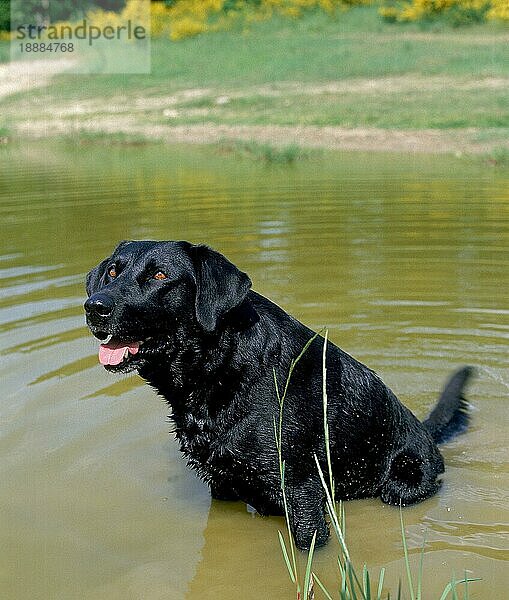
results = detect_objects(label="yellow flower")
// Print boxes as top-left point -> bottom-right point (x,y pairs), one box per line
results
170,17 -> 208,40
487,0 -> 509,20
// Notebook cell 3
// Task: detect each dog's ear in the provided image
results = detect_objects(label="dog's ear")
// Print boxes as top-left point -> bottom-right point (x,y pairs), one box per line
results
85,258 -> 109,296
189,244 -> 252,332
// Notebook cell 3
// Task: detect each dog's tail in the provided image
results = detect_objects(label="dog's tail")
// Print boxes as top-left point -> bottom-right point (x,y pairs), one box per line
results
422,366 -> 474,444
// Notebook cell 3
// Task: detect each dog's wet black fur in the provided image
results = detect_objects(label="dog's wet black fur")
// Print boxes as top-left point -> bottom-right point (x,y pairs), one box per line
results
85,240 -> 473,549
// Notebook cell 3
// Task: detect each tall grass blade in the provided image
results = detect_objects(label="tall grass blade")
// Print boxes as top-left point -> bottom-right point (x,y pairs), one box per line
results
322,330 -> 335,504
303,531 -> 317,600
274,329 -> 480,600
346,561 -> 355,599
399,507 -> 415,600
377,567 -> 386,600
363,564 -> 371,598
309,574 -> 315,600
273,367 -> 281,404
438,577 -> 481,600
340,500 -> 346,543
339,583 -> 350,600
340,576 -> 348,600
346,560 -> 366,600
312,573 -> 334,600
338,558 -> 350,600
440,580 -> 456,600
278,530 -> 296,584
274,333 -> 325,599
281,330 -> 323,406
452,578 -> 459,600
314,455 -> 350,560
417,533 -> 426,600
280,459 -> 299,594
451,574 -> 458,600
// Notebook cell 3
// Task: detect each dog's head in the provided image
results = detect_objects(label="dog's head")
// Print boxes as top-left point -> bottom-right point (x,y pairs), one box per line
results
84,240 -> 253,372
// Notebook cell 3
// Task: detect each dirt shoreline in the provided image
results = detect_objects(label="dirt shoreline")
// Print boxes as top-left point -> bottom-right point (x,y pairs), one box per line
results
13,119 -> 505,154
1,61 -> 507,154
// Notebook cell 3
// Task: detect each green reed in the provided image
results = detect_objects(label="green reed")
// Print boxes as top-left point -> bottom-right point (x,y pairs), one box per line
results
274,330 -> 480,600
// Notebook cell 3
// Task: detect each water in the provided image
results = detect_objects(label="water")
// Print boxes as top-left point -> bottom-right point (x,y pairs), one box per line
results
0,141 -> 508,599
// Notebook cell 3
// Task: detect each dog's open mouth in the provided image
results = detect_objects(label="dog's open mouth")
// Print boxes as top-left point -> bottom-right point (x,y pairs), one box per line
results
97,335 -> 141,366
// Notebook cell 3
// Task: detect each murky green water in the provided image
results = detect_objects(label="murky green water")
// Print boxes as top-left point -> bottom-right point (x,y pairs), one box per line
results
0,141 -> 508,599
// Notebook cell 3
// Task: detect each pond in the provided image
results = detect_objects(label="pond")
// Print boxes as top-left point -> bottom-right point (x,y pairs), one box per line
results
0,141 -> 507,599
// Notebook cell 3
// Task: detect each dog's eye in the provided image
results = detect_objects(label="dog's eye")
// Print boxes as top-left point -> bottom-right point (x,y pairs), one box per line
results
108,266 -> 117,278
153,271 -> 167,281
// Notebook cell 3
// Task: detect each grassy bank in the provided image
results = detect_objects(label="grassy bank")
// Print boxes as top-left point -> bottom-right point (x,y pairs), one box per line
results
0,42 -> 8,63
0,7 -> 508,152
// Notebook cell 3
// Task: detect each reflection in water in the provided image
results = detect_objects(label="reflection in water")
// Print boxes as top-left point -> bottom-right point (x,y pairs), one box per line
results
0,141 -> 508,599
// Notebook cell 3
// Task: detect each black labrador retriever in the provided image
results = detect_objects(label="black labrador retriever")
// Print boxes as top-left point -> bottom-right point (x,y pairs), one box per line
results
85,240 -> 472,549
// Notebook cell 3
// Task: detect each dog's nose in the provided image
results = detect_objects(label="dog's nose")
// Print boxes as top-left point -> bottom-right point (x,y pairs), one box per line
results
84,293 -> 115,317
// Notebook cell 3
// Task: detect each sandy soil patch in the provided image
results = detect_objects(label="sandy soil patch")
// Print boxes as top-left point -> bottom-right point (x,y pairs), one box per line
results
0,58 -> 76,101
14,118 -> 505,154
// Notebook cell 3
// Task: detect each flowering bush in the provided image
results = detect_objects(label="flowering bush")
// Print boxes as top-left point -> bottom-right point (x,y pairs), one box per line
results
5,0 -> 506,42
379,0 -> 509,24
159,0 -> 509,37
486,0 -> 509,20
154,0 -> 370,40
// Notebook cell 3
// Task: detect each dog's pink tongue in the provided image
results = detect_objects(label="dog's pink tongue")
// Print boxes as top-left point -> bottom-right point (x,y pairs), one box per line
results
98,340 -> 139,366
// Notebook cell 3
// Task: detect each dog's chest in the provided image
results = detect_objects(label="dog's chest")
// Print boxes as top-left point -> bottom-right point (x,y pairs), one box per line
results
176,411 -> 216,462
173,400 -> 266,485
173,399 -> 234,473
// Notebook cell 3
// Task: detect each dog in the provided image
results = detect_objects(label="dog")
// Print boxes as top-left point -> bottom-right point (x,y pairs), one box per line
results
84,240 -> 473,549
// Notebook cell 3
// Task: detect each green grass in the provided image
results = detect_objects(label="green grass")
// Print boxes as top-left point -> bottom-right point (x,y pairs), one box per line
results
0,124 -> 10,144
0,40 -> 8,62
62,130 -> 164,146
1,7 -> 509,141
141,85 -> 509,130
483,146 -> 509,166
470,127 -> 509,142
3,8 -> 509,92
217,139 -> 310,163
5,15 -> 509,93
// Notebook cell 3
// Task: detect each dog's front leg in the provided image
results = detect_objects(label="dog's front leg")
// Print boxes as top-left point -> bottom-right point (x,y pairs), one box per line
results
286,476 -> 329,550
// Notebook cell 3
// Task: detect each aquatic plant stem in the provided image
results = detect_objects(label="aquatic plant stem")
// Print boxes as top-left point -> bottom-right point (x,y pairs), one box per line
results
322,329 -> 335,506
400,506 -> 416,600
